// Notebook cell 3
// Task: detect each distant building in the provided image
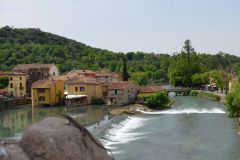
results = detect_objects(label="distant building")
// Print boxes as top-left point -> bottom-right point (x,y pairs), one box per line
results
0,72 -> 27,97
95,72 -> 122,83
31,79 -> 64,107
139,86 -> 165,97
106,81 -> 139,106
12,64 -> 59,96
65,76 -> 103,105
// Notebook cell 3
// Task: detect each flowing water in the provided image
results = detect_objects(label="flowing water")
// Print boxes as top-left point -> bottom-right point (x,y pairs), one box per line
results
101,96 -> 240,160
0,96 -> 240,160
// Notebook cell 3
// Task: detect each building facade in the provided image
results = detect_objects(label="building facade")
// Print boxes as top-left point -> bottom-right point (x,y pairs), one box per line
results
12,64 -> 59,96
0,72 -> 27,97
31,79 -> 64,107
107,81 -> 139,106
65,77 -> 103,104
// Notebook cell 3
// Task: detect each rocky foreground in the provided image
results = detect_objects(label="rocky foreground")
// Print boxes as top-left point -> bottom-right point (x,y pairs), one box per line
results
0,117 -> 112,160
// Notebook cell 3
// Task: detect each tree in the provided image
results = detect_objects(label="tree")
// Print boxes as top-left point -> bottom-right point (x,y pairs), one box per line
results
0,76 -> 9,89
226,82 -> 240,117
131,72 -> 148,86
122,57 -> 128,81
168,40 -> 200,87
145,92 -> 169,109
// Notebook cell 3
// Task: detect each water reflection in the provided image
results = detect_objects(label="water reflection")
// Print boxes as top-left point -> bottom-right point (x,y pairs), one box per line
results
0,105 -> 110,138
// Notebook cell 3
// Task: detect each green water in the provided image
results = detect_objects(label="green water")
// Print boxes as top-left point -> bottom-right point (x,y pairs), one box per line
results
0,105 -> 110,139
102,96 -> 240,160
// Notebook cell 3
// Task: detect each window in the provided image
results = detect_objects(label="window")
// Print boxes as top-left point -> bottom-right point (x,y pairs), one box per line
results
53,72 -> 55,75
80,87 -> 85,91
75,87 -> 78,92
20,77 -> 22,80
114,90 -> 117,94
20,82 -> 23,90
10,83 -> 13,88
39,97 -> 45,101
38,89 -> 45,93
9,77 -> 13,81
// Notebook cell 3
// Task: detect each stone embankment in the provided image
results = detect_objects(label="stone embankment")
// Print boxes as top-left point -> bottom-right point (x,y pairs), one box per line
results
0,117 -> 112,160
110,104 -> 152,116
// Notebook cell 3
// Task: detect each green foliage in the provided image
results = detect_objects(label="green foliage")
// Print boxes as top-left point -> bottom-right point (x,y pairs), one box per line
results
144,92 -> 169,109
0,76 -> 9,89
226,83 -> 240,117
122,57 -> 128,81
131,72 -> 148,86
191,72 -> 209,87
198,91 -> 221,101
189,90 -> 199,96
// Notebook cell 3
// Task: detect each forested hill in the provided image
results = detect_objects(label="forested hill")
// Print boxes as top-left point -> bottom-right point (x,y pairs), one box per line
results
0,26 -> 124,73
1,26 -> 240,86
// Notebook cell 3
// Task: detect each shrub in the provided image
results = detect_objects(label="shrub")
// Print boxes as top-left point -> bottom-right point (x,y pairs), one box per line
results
189,90 -> 199,96
198,91 -> 221,101
145,92 -> 169,109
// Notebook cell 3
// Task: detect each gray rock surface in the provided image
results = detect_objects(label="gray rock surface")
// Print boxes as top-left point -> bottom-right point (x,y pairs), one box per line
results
20,117 -> 112,160
0,117 -> 113,160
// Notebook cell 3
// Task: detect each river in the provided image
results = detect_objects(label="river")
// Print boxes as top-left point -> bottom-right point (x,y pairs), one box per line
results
0,96 -> 240,160
101,96 -> 240,160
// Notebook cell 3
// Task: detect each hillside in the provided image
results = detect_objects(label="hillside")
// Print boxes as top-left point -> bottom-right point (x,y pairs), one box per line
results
0,26 -> 240,85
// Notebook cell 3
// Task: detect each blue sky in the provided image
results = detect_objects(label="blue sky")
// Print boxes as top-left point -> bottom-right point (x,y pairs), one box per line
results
1,0 -> 240,55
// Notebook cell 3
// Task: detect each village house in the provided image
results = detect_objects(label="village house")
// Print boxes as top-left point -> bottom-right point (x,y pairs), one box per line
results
31,79 -> 64,107
0,72 -> 27,97
139,86 -> 165,97
106,81 -> 139,106
65,76 -> 103,106
12,64 -> 59,96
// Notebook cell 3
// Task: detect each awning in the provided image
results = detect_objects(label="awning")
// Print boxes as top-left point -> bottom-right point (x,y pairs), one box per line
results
66,95 -> 87,99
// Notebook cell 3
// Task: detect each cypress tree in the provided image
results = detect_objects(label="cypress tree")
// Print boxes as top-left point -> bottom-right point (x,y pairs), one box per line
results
123,57 -> 128,81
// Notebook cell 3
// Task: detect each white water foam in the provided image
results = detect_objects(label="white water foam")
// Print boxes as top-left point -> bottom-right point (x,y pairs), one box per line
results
101,116 -> 147,152
137,108 -> 226,114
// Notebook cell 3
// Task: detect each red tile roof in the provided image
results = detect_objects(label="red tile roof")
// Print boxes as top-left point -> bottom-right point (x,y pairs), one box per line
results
107,81 -> 134,89
0,71 -> 27,76
65,76 -> 98,84
12,64 -> 56,71
139,86 -> 164,93
32,80 -> 56,88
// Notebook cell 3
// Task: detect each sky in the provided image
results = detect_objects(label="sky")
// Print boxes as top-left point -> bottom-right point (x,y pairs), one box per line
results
1,0 -> 240,55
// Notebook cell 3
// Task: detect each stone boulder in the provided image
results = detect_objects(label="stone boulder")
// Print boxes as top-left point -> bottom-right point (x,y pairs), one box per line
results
0,140 -> 30,160
20,117 -> 112,160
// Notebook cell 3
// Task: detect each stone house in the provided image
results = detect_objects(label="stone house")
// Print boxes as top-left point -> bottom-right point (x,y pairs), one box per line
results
106,81 -> 139,106
12,64 -> 59,96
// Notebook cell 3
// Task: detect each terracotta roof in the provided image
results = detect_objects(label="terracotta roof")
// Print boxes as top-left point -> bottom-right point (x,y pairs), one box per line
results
32,80 -> 56,88
139,86 -> 164,93
107,81 -> 134,89
0,71 -> 27,76
12,64 -> 56,71
66,70 -> 95,75
95,72 -> 120,78
65,76 -> 98,84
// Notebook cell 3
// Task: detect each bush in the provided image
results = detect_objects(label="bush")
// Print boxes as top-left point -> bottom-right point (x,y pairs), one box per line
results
145,92 -> 169,109
198,91 -> 221,101
226,83 -> 240,117
0,76 -> 9,89
189,90 -> 199,96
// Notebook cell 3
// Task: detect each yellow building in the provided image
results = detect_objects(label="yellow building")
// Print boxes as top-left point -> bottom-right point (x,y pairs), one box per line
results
139,86 -> 165,97
31,79 -> 64,107
0,72 -> 27,97
65,76 -> 103,104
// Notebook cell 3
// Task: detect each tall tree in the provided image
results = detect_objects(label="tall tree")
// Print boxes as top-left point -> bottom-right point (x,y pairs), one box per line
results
122,57 -> 128,81
0,76 -> 9,89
